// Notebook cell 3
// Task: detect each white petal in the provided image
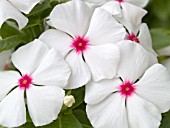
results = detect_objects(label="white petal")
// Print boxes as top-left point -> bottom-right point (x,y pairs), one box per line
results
50,0 -> 93,37
162,58 -> 170,73
125,0 -> 149,8
84,44 -> 120,81
39,29 -> 73,57
65,51 -> 91,89
138,23 -> 157,56
85,8 -> 126,45
32,49 -> 71,88
0,50 -> 12,70
136,64 -> 170,113
0,0 -> 28,29
118,40 -> 149,83
8,0 -> 41,14
86,93 -> 128,128
116,3 -> 147,34
0,71 -> 20,101
83,0 -> 107,4
158,46 -> 170,56
0,88 -> 26,127
85,78 -> 122,105
26,85 -> 65,127
101,1 -> 121,16
12,39 -> 49,75
127,94 -> 161,128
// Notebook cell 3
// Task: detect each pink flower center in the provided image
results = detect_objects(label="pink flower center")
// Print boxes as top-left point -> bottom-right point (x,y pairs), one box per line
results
126,33 -> 140,43
71,36 -> 89,54
18,74 -> 32,90
119,81 -> 136,97
116,0 -> 124,2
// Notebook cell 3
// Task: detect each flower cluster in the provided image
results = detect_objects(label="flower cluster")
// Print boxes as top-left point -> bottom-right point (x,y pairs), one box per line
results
0,0 -> 170,128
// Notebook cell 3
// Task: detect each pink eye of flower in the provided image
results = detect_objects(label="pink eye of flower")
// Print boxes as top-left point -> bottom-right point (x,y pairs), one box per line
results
119,81 -> 136,97
116,0 -> 124,3
18,74 -> 32,90
126,33 -> 140,43
71,36 -> 89,54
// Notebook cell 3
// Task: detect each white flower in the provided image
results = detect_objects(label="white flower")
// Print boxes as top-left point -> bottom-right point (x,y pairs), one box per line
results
0,39 -> 71,127
83,0 -> 149,8
39,0 -> 126,89
0,50 -> 12,70
0,0 -> 41,29
64,95 -> 75,107
125,23 -> 158,66
85,41 -> 170,128
101,0 -> 147,34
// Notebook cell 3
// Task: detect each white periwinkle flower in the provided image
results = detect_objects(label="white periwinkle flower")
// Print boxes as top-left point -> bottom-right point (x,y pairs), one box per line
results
0,39 -> 71,127
64,95 -> 75,107
39,0 -> 126,89
0,0 -> 41,29
85,41 -> 170,128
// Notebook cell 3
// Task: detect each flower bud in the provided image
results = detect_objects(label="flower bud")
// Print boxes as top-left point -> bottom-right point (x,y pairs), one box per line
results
64,95 -> 75,107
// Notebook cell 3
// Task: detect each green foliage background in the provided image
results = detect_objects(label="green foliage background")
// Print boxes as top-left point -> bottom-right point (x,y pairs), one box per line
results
0,0 -> 170,127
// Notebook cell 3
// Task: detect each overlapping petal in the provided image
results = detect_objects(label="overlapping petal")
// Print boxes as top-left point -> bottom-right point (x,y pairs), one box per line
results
26,85 -> 65,126
84,44 -> 120,81
0,71 -> 20,101
0,88 -> 26,127
0,50 -> 12,70
50,0 -> 94,37
136,64 -> 170,113
32,49 -> 71,88
65,51 -> 91,89
85,78 -> 122,105
39,29 -> 73,57
12,39 -> 49,75
117,41 -> 149,83
85,8 -> 126,45
0,0 -> 28,29
86,93 -> 128,128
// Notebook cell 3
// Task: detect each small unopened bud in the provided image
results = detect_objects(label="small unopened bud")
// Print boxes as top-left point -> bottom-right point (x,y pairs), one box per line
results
64,95 -> 75,107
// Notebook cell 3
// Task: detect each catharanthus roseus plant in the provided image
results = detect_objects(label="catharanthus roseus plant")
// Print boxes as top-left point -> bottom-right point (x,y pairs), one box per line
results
0,0 -> 170,128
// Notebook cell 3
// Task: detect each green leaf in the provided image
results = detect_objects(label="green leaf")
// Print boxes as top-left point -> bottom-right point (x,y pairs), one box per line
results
73,109 -> 92,128
151,28 -> 170,50
42,114 -> 83,128
160,111 -> 170,128
0,35 -> 25,52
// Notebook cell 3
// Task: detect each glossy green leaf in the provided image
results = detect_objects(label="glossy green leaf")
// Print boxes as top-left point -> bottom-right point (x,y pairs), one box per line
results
151,28 -> 170,50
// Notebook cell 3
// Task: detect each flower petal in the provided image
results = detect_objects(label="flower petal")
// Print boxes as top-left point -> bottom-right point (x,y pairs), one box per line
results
32,49 -> 71,88
0,87 -> 26,127
65,51 -> 91,89
101,1 -> 121,16
50,0 -> 93,37
0,50 -> 12,70
0,0 -> 28,29
85,78 -> 122,105
138,23 -> 157,56
39,29 -> 73,57
117,40 -> 149,83
8,0 -> 41,14
26,85 -> 65,127
125,0 -> 149,8
136,64 -> 170,113
12,39 -> 49,75
116,3 -> 147,34
158,46 -> 170,56
162,58 -> 170,73
84,44 -> 120,81
86,93 -> 128,128
127,94 -> 161,128
85,8 -> 126,45
0,71 -> 20,101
